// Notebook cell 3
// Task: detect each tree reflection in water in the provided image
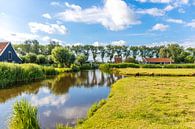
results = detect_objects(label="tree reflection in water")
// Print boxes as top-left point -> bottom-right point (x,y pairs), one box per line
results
0,70 -> 123,129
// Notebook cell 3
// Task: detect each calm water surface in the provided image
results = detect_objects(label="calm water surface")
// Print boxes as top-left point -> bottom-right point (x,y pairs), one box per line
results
0,70 -> 122,129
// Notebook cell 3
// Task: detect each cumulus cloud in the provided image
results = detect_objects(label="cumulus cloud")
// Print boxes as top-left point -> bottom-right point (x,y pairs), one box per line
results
136,0 -> 189,5
57,0 -> 140,31
186,19 -> 195,28
136,8 -> 165,16
42,36 -> 62,43
28,22 -> 68,34
136,0 -> 189,14
111,40 -> 127,46
136,0 -> 171,3
0,29 -> 39,43
42,13 -> 52,19
166,18 -> 185,24
152,23 -> 169,31
50,1 -> 60,6
31,94 -> 69,107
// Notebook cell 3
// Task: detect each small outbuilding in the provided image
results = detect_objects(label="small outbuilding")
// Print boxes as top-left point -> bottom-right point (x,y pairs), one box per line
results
0,42 -> 22,63
114,55 -> 122,63
143,58 -> 173,64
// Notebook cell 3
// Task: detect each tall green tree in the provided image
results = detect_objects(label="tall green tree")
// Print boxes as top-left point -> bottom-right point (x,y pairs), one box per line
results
51,47 -> 75,67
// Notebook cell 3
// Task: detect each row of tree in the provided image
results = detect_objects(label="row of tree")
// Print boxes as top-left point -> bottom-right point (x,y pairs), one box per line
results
14,40 -> 195,64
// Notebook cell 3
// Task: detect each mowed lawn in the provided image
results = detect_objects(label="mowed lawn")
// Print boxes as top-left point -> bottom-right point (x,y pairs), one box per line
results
77,77 -> 195,129
116,68 -> 195,76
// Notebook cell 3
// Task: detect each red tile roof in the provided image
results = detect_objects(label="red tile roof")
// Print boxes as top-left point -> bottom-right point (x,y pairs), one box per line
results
0,42 -> 9,54
144,58 -> 173,63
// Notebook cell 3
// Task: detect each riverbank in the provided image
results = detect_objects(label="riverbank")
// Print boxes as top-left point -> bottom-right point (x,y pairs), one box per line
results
76,76 -> 195,129
0,63 -> 98,88
114,68 -> 195,76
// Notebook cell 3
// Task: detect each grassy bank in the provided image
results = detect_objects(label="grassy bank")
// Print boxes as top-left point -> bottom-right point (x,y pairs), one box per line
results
0,63 -> 99,88
115,68 -> 195,76
76,77 -> 195,129
0,63 -> 58,88
99,63 -> 195,72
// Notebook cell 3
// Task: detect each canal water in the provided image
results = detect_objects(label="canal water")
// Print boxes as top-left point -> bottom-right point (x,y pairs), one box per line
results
0,70 -> 122,129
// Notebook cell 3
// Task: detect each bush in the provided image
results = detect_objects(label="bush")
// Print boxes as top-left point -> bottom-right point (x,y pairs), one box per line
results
70,64 -> 80,72
26,53 -> 37,63
99,63 -> 139,72
36,55 -> 48,64
80,63 -> 99,70
9,99 -> 40,129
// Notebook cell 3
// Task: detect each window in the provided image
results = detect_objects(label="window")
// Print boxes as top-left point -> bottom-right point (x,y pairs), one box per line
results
8,51 -> 12,60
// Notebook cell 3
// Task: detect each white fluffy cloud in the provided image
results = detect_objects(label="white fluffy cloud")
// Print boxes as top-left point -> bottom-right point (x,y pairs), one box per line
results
186,19 -> 195,28
136,0 -> 189,5
152,23 -> 169,31
42,36 -> 62,43
137,0 -> 171,3
42,13 -> 52,19
57,0 -> 140,31
50,1 -> 60,6
28,22 -> 68,34
0,29 -> 39,43
136,8 -> 165,16
111,40 -> 127,46
166,18 -> 185,24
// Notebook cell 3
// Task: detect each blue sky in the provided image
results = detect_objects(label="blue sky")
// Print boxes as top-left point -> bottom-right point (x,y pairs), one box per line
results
0,0 -> 195,46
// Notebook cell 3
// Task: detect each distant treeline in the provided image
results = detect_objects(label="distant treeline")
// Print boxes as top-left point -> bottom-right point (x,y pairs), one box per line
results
14,40 -> 195,64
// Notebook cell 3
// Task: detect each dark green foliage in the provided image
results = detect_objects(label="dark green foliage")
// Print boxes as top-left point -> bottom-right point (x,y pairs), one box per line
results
26,53 -> 37,63
36,55 -> 48,64
76,54 -> 87,65
51,47 -> 76,67
70,64 -> 80,72
9,99 -> 40,129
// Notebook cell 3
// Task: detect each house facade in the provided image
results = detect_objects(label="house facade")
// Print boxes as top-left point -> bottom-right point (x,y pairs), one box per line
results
143,58 -> 173,64
0,42 -> 22,63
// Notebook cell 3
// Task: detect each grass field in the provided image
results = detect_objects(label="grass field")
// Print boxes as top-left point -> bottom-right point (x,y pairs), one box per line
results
76,77 -> 195,129
115,68 -> 195,76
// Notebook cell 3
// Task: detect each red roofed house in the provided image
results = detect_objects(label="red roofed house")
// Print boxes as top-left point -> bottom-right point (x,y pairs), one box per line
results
0,42 -> 22,63
143,58 -> 173,64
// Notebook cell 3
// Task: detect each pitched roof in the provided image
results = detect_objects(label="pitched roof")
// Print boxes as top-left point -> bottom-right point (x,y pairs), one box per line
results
0,42 -> 9,54
143,58 -> 173,63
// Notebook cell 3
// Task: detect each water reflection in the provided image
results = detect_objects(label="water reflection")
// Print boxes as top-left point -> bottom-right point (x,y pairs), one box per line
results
0,70 -> 122,129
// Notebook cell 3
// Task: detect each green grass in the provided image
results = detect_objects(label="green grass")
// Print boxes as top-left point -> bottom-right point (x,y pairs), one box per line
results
76,77 -> 195,129
0,63 -> 60,88
99,63 -> 195,72
9,99 -> 40,129
115,68 -> 195,76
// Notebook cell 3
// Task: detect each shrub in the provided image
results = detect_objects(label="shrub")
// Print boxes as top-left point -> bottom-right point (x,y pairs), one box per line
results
36,55 -> 48,64
70,64 -> 80,72
26,53 -> 37,63
9,99 -> 40,129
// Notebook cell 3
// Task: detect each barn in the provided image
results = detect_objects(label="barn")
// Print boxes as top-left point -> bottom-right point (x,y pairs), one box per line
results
0,42 -> 22,63
143,58 -> 173,64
